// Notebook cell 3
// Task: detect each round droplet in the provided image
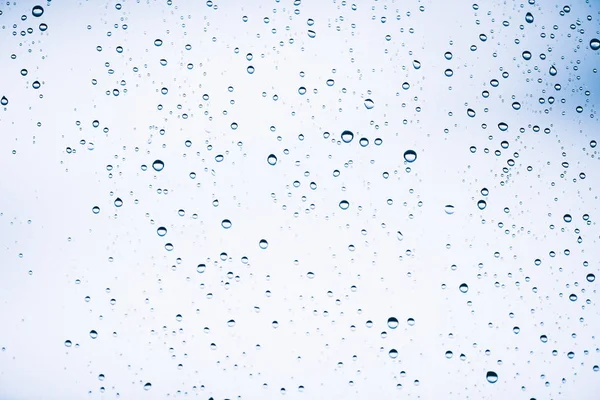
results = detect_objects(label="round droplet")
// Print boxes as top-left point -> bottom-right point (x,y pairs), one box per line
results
307,30 -> 316,38
512,102 -> 521,110
152,160 -> 164,172
467,108 -> 476,117
64,340 -> 72,347
569,293 -> 578,301
445,350 -> 453,359
498,122 -> 508,131
157,226 -> 167,237
341,130 -> 354,143
407,318 -> 415,326
403,150 -> 417,163
259,239 -> 269,249
590,38 -> 600,50
459,283 -> 469,293
221,219 -> 232,229
227,319 -> 236,327
477,200 -> 487,210
486,371 -> 498,383
0,96 -> 8,106
540,334 -> 548,343
32,5 -> 44,17
92,206 -> 100,214
298,86 -> 306,95
387,317 -> 399,329
586,273 -> 595,282
197,264 -> 206,273
444,68 -> 453,77
522,50 -> 532,60
444,205 -> 455,215
247,65 -> 255,74
525,12 -> 534,23
154,39 -> 163,46
364,99 -> 374,109
563,214 -> 572,223
444,51 -> 453,60
267,154 -> 277,166
389,349 -> 398,359
89,330 -> 98,339
339,200 -> 350,210
326,79 -> 335,86
114,198 -> 123,207
144,382 -> 152,391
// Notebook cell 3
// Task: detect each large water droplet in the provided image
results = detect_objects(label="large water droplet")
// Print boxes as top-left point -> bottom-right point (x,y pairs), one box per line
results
89,330 -> 98,339
590,38 -> 600,50
486,371 -> 498,383
467,108 -> 476,117
152,160 -> 164,171
114,198 -> 123,207
157,227 -> 167,236
364,99 -> 374,109
498,122 -> 508,131
339,200 -> 350,210
444,205 -> 455,214
459,283 -> 469,293
267,154 -> 278,166
388,349 -> 398,359
341,130 -> 354,143
525,12 -> 534,23
403,150 -> 417,163
144,382 -> 152,391
586,273 -> 595,282
549,65 -> 557,76
259,239 -> 269,249
522,50 -> 532,60
477,200 -> 487,210
563,214 -> 572,223
387,317 -> 399,329
32,5 -> 44,17
412,60 -> 421,69
221,219 -> 232,229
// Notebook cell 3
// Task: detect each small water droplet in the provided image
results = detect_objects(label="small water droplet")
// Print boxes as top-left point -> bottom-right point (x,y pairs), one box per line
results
512,102 -> 521,110
444,205 -> 455,214
586,273 -> 595,282
152,160 -> 164,171
307,30 -> 316,38
467,108 -> 476,117
154,39 -> 163,46
64,340 -> 72,347
0,96 -> 8,106
339,200 -> 350,210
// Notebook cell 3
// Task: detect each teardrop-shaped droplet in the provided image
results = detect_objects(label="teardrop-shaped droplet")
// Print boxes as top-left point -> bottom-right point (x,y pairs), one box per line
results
525,12 -> 534,23
549,65 -> 557,76
364,99 -> 374,109
498,122 -> 508,131
467,108 -> 476,117
0,96 -> 8,106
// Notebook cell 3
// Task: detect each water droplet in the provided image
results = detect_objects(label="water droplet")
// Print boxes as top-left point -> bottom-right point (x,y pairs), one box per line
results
525,12 -> 534,23
221,219 -> 232,229
247,65 -> 255,74
444,51 -> 453,60
144,382 -> 152,391
114,198 -> 123,207
477,200 -> 487,210
549,65 -> 557,76
364,99 -> 374,109
444,68 -> 453,77
387,317 -> 399,329
563,214 -> 572,223
569,293 -> 578,301
540,334 -> 548,343
92,206 -> 100,214
0,96 -> 8,106
467,108 -> 476,117
522,50 -> 532,60
298,86 -> 306,95
389,349 -> 398,359
267,154 -> 278,166
403,150 -> 417,163
587,273 -> 595,282
339,200 -> 350,210
39,23 -> 47,31
64,340 -> 72,347
32,5 -> 44,17
412,60 -> 421,69
89,330 -> 98,339
444,205 -> 455,214
486,371 -> 498,383
590,38 -> 600,50
326,79 -> 335,86
227,319 -> 236,327
396,231 -> 404,241
307,30 -> 316,38
157,227 -> 167,236
197,264 -> 206,273
154,39 -> 163,46
498,122 -> 508,131
512,102 -> 521,110
459,283 -> 469,293
259,239 -> 269,249
152,160 -> 164,172
445,350 -> 453,359
341,130 -> 354,143
407,318 -> 415,326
